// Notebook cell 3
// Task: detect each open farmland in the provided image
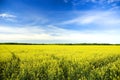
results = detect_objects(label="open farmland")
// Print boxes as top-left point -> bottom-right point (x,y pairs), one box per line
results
0,45 -> 120,80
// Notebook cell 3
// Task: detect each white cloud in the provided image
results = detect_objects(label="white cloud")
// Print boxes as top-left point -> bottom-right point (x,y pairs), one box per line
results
0,10 -> 120,43
0,25 -> 70,40
0,25 -> 120,43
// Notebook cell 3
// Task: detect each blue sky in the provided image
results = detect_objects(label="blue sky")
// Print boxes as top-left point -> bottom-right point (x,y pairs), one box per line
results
0,0 -> 120,43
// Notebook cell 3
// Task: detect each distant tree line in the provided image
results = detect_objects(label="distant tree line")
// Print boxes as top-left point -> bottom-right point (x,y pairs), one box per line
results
0,43 -> 120,45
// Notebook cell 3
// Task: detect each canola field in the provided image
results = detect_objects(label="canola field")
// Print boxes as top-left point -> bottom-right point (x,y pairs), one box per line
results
0,45 -> 120,80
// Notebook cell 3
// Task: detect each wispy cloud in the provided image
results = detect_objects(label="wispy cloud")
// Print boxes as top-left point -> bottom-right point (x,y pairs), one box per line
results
62,10 -> 120,29
72,0 -> 120,4
0,13 -> 16,18
71,0 -> 120,9
0,13 -> 16,22
86,0 -> 120,3
64,0 -> 69,3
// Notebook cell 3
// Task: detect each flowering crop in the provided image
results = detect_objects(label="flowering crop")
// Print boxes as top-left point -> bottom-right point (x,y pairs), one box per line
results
0,45 -> 120,80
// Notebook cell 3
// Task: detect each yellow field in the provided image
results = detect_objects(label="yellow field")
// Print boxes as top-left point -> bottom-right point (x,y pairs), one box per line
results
0,45 -> 120,80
